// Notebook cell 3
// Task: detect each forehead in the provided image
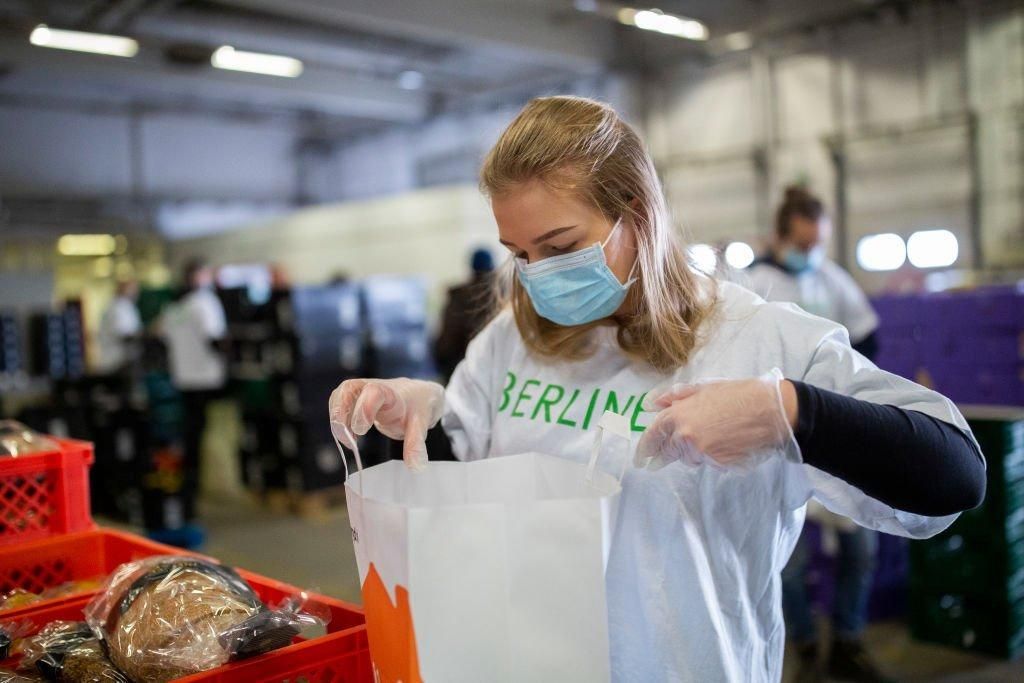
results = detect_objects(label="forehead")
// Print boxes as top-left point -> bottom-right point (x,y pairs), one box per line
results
491,180 -> 596,238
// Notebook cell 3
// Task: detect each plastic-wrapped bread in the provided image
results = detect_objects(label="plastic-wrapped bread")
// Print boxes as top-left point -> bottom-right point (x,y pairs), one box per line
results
17,621 -> 128,683
84,556 -> 324,683
0,669 -> 44,683
0,421 -> 57,457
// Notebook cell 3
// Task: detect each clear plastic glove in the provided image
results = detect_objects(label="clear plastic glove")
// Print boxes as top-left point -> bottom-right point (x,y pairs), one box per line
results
634,369 -> 797,471
328,378 -> 445,470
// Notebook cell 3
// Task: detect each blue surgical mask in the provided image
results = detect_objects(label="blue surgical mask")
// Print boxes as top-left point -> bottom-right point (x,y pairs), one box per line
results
781,245 -> 824,273
516,219 -> 636,326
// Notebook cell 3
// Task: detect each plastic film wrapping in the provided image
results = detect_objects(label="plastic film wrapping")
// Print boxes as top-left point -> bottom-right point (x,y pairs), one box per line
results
84,556 -> 325,683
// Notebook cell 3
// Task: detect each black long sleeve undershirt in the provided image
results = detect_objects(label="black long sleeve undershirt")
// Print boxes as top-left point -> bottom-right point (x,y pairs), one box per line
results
791,380 -> 986,517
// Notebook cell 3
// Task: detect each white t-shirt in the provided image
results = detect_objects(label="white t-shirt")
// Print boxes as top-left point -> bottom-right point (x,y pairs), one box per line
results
442,281 -> 967,683
162,288 -> 227,391
747,258 -> 879,343
95,296 -> 141,373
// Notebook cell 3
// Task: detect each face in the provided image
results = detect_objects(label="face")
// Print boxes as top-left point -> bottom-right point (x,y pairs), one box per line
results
784,215 -> 831,253
492,180 -> 636,284
192,267 -> 214,289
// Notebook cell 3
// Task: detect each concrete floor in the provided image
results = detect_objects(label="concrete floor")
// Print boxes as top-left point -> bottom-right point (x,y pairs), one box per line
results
108,496 -> 1024,683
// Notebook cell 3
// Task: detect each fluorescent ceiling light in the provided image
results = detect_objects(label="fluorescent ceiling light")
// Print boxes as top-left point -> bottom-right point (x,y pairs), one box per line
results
57,234 -> 117,257
211,46 -> 303,78
856,233 -> 906,272
724,241 -> 755,269
30,24 -> 138,58
618,8 -> 708,41
907,229 -> 959,268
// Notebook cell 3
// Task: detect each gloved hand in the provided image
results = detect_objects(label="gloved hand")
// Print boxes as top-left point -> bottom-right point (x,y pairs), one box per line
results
329,378 -> 445,470
634,369 -> 797,471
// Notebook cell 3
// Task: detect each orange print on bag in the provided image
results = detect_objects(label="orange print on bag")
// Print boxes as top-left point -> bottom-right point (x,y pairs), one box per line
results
362,563 -> 422,683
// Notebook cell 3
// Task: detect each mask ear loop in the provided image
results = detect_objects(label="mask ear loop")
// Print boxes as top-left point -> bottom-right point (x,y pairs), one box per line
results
602,216 -> 640,287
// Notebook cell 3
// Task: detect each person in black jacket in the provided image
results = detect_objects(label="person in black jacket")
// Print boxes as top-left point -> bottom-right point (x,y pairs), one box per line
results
434,248 -> 495,382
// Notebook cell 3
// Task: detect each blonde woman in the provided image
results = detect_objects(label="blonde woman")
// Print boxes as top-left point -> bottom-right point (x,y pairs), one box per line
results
330,96 -> 984,682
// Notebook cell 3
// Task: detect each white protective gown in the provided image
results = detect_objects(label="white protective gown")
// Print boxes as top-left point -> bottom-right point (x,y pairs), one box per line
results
747,258 -> 879,344
442,281 -> 970,683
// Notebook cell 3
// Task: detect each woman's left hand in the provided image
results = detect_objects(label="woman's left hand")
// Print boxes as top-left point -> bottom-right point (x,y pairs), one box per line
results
634,369 -> 798,471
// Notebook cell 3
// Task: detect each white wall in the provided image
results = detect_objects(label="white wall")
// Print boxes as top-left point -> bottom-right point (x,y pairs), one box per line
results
168,183 -> 500,323
320,73 -> 645,204
647,2 -> 1023,289
0,104 -> 300,202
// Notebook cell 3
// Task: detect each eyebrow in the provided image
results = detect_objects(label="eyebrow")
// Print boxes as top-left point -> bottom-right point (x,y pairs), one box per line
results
499,225 -> 578,250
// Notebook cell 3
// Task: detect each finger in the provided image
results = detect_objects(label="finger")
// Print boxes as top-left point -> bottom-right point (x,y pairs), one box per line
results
329,379 -> 367,426
402,413 -> 429,472
351,383 -> 392,436
634,411 -> 676,469
643,383 -> 701,410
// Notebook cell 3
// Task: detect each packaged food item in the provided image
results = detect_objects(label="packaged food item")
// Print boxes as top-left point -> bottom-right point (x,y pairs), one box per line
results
0,668 -> 44,682
0,624 -> 11,659
0,422 -> 58,458
17,621 -> 129,683
0,592 -> 39,612
0,580 -> 105,612
38,581 -> 104,602
1,621 -> 35,659
84,556 -> 325,683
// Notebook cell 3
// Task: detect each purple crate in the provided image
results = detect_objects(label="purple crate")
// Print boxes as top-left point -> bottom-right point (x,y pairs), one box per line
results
925,363 -> 1024,406
800,522 -> 910,624
872,295 -> 926,328
920,330 -> 1024,368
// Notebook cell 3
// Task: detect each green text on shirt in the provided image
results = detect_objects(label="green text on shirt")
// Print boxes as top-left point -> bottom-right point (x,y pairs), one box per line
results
498,371 -> 648,432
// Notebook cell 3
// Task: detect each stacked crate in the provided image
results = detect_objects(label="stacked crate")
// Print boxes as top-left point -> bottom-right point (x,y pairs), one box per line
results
26,304 -> 86,381
873,286 -> 1024,406
362,275 -> 434,379
51,372 -> 184,532
910,408 -> 1024,657
233,284 -> 366,496
0,311 -> 22,388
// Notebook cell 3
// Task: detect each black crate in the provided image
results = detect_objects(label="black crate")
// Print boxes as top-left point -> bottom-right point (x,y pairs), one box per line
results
910,589 -> 1024,658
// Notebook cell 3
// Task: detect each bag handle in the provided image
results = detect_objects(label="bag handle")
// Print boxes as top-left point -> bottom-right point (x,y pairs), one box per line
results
586,410 -> 633,487
330,420 -> 364,497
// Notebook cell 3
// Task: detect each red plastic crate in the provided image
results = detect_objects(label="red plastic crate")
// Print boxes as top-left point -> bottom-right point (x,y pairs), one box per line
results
0,437 -> 93,546
0,528 -> 196,618
0,529 -> 371,682
1,571 -> 370,682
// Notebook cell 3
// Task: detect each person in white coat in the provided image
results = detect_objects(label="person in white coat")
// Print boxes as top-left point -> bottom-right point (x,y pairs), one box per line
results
330,96 -> 985,683
95,279 -> 141,375
160,258 -> 228,523
747,186 -> 888,683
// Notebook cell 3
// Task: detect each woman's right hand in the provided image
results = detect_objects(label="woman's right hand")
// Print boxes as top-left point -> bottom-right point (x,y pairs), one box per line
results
329,378 -> 445,470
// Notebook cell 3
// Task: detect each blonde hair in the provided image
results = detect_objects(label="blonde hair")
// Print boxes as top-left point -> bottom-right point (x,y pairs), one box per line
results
480,95 -> 715,371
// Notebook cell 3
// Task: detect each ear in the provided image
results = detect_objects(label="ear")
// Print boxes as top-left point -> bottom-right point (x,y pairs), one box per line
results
629,197 -> 641,211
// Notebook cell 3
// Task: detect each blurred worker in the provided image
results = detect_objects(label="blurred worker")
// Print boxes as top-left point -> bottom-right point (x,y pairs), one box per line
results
95,279 -> 141,376
160,258 -> 227,522
748,186 -> 886,683
331,97 -> 984,682
434,248 -> 495,382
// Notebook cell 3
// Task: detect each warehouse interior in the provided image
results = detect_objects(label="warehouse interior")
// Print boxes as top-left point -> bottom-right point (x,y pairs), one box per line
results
0,0 -> 1023,681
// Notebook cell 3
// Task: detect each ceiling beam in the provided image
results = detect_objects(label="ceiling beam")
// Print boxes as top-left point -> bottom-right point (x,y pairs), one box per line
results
0,37 -> 431,122
211,0 -> 613,70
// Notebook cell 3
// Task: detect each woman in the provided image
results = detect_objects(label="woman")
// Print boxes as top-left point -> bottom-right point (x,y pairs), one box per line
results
330,96 -> 985,682
748,186 -> 879,359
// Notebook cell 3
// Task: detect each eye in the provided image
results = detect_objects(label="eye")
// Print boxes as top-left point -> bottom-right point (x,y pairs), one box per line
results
550,241 -> 578,254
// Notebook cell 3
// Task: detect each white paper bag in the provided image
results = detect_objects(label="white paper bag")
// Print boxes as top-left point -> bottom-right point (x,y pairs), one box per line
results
334,413 -> 628,683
